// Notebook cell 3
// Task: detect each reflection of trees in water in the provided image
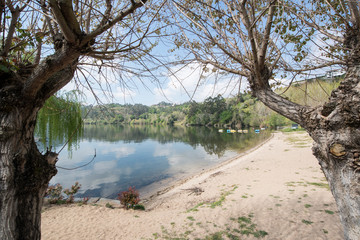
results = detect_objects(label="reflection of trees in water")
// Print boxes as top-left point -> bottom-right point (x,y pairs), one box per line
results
82,125 -> 270,157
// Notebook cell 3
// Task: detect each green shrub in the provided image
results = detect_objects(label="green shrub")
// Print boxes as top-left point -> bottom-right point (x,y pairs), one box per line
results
133,204 -> 145,210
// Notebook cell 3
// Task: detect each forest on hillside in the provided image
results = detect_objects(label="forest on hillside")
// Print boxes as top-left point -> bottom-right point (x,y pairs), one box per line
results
82,78 -> 341,129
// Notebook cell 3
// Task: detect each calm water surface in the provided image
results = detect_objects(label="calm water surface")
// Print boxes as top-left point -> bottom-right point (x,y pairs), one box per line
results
48,125 -> 269,199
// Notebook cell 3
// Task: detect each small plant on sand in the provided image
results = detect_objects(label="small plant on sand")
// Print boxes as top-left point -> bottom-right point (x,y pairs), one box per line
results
45,183 -> 63,204
118,186 -> 140,209
302,219 -> 313,225
133,204 -> 145,210
105,202 -> 114,209
63,182 -> 81,203
45,182 -> 82,204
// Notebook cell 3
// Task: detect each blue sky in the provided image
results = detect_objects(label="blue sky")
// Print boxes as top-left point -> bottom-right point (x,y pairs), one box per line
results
63,60 -> 247,106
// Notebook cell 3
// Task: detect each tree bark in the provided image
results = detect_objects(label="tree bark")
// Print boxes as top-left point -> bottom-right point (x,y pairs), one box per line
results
0,57 -> 77,239
306,65 -> 360,239
250,65 -> 360,239
0,101 -> 57,239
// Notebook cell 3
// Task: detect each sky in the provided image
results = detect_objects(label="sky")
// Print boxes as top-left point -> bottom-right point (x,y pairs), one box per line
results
63,61 -> 247,106
59,0 -> 343,107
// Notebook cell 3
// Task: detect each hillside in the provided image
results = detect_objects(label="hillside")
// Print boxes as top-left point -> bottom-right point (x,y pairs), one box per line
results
83,78 -> 341,129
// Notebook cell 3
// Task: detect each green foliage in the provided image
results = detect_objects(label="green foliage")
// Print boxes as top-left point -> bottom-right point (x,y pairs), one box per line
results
306,182 -> 330,190
133,204 -> 145,210
301,219 -> 313,225
324,210 -> 334,215
278,79 -> 341,107
35,91 -> 83,152
105,203 -> 115,209
156,213 -> 267,239
82,78 -> 340,130
118,186 -> 140,209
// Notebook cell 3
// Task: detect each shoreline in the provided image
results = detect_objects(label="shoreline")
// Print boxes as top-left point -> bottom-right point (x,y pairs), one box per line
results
71,132 -> 273,204
42,131 -> 343,240
141,132 -> 274,203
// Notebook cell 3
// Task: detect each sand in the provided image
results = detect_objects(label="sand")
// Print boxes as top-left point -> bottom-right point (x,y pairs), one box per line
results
41,131 -> 344,240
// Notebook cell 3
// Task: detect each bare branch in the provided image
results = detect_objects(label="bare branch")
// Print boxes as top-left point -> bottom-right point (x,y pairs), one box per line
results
22,45 -> 80,98
199,59 -> 249,76
284,60 -> 345,73
49,0 -> 77,43
238,2 -> 260,79
98,0 -> 112,27
57,0 -> 82,36
81,0 -> 148,45
348,0 -> 360,26
258,0 -> 277,70
0,3 -> 20,57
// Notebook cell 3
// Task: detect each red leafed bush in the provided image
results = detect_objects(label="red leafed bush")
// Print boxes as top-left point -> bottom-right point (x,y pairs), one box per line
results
118,187 -> 140,209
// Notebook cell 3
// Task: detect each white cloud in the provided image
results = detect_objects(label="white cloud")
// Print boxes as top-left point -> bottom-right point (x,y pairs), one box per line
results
153,62 -> 244,104
101,146 -> 136,158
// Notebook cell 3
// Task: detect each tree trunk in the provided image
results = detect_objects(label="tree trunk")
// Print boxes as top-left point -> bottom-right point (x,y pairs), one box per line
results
251,65 -> 360,239
0,76 -> 58,239
306,65 -> 360,239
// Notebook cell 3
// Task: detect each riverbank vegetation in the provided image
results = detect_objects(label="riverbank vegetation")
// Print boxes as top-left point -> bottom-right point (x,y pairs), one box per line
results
82,78 -> 341,129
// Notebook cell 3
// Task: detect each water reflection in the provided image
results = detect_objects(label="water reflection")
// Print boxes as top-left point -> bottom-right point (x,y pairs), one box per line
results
50,125 -> 269,199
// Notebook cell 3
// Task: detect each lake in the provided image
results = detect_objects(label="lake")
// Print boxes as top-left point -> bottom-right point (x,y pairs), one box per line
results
47,125 -> 270,199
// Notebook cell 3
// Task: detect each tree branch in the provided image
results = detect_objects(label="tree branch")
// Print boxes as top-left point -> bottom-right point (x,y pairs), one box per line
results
348,0 -> 360,26
49,0 -> 77,43
57,0 -> 82,36
81,0 -> 148,46
22,45 -> 80,98
258,0 -> 277,70
98,0 -> 112,27
284,60 -> 345,73
239,2 -> 261,82
0,3 -> 20,57
254,86 -> 311,125
199,59 -> 249,76
290,4 -> 345,43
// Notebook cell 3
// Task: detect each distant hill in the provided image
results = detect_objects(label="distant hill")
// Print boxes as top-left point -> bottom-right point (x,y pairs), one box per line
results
83,77 -> 342,129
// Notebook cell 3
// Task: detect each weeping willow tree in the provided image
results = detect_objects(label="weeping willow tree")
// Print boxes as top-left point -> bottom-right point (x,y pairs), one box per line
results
35,91 -> 83,152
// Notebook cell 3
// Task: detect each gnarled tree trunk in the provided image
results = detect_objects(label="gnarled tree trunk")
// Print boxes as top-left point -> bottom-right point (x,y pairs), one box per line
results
306,65 -> 360,239
251,64 -> 360,240
0,47 -> 79,239
0,95 -> 56,239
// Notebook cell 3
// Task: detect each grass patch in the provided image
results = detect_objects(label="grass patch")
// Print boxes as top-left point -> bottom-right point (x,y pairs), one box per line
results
285,135 -> 312,147
105,202 -> 114,209
210,193 -> 228,208
307,182 -> 330,190
187,202 -> 205,212
187,185 -> 238,212
154,213 -> 267,240
304,204 -> 312,208
198,215 -> 268,239
324,210 -> 335,215
302,219 -> 313,225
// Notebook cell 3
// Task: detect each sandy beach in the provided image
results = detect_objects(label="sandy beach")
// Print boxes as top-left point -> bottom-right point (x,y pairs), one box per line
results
41,131 -> 344,239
